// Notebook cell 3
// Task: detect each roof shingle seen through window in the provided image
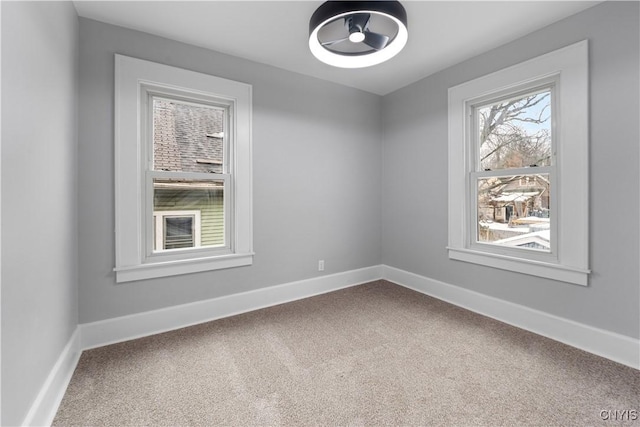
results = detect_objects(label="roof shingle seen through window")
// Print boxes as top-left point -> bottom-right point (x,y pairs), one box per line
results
153,99 -> 224,173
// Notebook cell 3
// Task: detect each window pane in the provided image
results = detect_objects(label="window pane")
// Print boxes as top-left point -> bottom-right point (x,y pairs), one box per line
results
477,174 -> 550,251
478,89 -> 551,170
164,216 -> 194,249
153,179 -> 225,252
153,98 -> 225,173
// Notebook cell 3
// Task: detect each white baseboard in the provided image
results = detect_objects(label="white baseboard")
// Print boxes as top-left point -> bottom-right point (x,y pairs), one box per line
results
381,265 -> 640,370
80,265 -> 383,350
22,329 -> 81,427
27,264 -> 638,427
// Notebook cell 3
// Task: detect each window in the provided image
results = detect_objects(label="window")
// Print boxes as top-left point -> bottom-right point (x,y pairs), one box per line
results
153,211 -> 202,251
473,86 -> 554,255
115,55 -> 253,283
448,41 -> 589,286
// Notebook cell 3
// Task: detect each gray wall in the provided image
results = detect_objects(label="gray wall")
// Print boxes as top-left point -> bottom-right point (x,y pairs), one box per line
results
77,19 -> 382,323
382,1 -> 640,339
3,4 -> 637,423
1,2 -> 79,425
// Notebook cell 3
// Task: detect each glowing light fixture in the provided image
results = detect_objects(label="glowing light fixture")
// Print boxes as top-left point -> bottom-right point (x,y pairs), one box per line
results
309,1 -> 408,68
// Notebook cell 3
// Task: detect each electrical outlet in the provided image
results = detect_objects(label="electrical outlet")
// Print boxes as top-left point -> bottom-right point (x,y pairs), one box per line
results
318,260 -> 325,271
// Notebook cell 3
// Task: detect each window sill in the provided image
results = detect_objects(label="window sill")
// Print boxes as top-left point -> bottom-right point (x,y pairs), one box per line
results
114,252 -> 254,283
447,247 -> 589,286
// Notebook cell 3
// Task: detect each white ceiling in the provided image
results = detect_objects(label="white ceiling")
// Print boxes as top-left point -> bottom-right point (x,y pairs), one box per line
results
73,1 -> 600,95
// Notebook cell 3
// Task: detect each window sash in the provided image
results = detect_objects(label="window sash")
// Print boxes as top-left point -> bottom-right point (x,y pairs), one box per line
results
469,167 -> 557,262
465,83 -> 560,171
144,170 -> 232,262
470,83 -> 556,173
148,93 -> 231,175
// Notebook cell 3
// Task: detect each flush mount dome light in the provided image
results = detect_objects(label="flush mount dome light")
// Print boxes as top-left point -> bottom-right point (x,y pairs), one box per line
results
309,1 -> 408,68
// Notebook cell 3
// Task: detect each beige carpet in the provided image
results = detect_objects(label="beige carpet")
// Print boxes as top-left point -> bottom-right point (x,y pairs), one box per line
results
53,280 -> 639,426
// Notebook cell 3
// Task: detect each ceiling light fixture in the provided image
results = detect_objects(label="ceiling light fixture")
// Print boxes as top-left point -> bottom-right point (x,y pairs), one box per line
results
309,1 -> 408,69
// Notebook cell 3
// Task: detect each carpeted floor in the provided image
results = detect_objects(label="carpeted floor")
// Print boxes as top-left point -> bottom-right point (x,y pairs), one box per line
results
53,280 -> 639,426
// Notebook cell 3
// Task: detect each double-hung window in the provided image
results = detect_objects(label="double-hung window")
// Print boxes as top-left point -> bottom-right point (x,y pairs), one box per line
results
448,41 -> 589,285
472,85 -> 555,256
115,55 -> 253,283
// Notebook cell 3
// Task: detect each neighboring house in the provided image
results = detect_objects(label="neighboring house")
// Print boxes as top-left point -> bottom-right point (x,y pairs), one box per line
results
479,174 -> 550,223
478,174 -> 550,247
153,99 -> 225,250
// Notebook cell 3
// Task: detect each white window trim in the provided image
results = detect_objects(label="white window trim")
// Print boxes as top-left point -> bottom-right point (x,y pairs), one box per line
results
114,54 -> 253,283
153,210 -> 202,251
447,40 -> 590,286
